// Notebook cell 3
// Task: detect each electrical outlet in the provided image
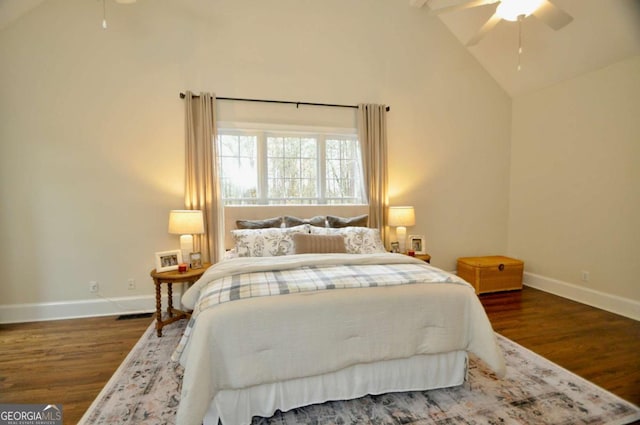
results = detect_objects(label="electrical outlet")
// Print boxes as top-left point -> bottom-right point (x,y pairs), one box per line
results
581,271 -> 590,282
89,281 -> 99,293
127,278 -> 136,290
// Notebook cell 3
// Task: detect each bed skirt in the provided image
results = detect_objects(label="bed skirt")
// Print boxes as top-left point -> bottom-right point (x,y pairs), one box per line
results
204,350 -> 468,425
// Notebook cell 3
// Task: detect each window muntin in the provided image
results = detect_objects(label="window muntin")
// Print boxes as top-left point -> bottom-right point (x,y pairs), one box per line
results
217,126 -> 363,206
217,133 -> 259,205
325,138 -> 362,204
266,136 -> 318,204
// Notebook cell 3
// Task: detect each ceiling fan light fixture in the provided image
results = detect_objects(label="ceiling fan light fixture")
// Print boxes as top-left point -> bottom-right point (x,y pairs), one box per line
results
496,0 -> 544,21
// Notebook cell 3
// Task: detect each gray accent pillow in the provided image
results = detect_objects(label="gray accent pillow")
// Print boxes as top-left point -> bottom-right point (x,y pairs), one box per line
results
293,233 -> 346,254
284,215 -> 326,228
326,214 -> 368,228
236,216 -> 282,229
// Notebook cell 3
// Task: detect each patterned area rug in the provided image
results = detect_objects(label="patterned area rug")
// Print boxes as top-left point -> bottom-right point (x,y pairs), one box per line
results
79,320 -> 640,425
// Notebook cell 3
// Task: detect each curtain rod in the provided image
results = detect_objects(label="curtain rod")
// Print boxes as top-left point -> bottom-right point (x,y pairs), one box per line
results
179,93 -> 390,112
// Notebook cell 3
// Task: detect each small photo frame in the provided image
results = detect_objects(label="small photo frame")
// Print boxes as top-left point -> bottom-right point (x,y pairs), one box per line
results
155,250 -> 182,272
390,241 -> 400,253
190,251 -> 203,269
408,235 -> 426,255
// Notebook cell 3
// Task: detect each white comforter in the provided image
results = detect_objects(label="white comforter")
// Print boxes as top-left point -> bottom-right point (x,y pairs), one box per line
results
176,253 -> 505,425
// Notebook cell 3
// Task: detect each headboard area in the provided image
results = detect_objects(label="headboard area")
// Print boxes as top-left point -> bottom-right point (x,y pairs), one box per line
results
224,205 -> 369,249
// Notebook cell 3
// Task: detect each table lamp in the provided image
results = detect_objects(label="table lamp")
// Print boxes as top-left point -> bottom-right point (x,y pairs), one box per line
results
168,210 -> 204,263
388,206 -> 415,253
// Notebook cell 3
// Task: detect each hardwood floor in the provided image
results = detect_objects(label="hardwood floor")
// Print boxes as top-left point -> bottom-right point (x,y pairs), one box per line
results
0,287 -> 638,425
0,315 -> 152,424
480,287 -> 640,405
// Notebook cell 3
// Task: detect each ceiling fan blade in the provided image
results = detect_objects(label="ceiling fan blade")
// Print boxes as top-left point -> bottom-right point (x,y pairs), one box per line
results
427,0 -> 499,16
466,10 -> 502,46
532,0 -> 573,30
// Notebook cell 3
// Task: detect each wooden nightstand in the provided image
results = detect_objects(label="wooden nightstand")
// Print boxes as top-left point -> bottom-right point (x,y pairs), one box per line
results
412,253 -> 431,263
414,253 -> 431,263
150,263 -> 210,337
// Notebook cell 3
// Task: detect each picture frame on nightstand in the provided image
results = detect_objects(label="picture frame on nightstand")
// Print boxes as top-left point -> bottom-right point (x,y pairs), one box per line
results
155,250 -> 182,272
190,251 -> 203,269
408,235 -> 426,254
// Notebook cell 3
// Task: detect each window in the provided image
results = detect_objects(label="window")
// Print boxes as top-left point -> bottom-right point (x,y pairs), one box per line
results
217,126 -> 364,205
217,133 -> 259,203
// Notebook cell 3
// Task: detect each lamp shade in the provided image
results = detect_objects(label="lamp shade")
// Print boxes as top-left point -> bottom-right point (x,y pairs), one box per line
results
388,206 -> 415,227
168,210 -> 204,235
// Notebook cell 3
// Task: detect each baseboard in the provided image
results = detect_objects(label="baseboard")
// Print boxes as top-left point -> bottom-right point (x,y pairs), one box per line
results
524,272 -> 640,322
0,293 -> 182,324
4,274 -> 638,323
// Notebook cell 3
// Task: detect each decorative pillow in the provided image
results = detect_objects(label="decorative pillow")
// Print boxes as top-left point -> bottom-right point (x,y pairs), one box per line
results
293,233 -> 346,254
236,216 -> 282,229
310,226 -> 386,254
284,215 -> 326,228
326,214 -> 368,228
232,225 -> 309,257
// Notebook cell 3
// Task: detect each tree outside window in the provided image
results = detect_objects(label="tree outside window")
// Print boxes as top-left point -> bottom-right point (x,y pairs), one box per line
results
217,127 -> 364,206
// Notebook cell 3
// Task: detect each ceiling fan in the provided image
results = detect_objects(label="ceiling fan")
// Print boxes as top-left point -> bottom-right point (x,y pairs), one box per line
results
426,0 -> 573,46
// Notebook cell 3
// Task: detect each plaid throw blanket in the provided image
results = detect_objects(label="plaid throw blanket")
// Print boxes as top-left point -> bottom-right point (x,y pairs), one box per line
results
171,259 -> 468,362
196,263 -> 460,310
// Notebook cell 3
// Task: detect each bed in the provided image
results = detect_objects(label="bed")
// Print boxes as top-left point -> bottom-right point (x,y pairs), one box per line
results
172,222 -> 506,425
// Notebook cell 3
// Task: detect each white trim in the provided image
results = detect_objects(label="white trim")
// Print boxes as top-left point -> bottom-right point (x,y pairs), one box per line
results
5,272 -> 638,323
524,272 -> 640,321
0,293 -> 182,324
218,121 -> 357,136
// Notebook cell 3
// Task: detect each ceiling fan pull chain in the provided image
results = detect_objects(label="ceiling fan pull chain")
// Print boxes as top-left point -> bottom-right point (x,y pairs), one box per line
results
517,14 -> 524,71
102,0 -> 108,30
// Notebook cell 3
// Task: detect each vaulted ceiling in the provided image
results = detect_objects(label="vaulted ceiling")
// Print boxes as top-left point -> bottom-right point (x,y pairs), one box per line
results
413,0 -> 640,96
2,0 -> 639,97
0,0 -> 44,31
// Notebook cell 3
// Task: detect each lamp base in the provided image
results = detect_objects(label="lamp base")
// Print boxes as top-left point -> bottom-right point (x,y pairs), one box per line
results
179,234 -> 194,265
396,226 -> 407,253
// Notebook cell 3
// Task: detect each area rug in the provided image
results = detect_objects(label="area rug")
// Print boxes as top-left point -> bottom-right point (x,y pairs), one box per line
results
79,320 -> 640,425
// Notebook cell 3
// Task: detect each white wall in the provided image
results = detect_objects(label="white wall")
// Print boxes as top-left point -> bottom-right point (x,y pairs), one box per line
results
0,0 -> 511,321
509,56 -> 640,316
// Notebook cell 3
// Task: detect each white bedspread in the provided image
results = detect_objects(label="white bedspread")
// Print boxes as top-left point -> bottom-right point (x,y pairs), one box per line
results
176,253 -> 505,425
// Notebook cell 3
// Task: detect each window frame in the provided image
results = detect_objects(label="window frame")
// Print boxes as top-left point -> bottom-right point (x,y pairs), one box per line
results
217,122 -> 364,206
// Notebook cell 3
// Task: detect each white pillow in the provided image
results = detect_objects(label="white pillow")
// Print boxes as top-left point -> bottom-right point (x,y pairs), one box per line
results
232,224 -> 310,257
309,226 -> 386,254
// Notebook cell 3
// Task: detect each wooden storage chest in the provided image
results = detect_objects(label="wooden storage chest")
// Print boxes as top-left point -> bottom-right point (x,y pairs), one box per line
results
457,255 -> 524,295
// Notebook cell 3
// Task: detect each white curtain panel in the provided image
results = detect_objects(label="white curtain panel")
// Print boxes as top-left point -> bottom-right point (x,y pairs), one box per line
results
184,91 -> 224,263
357,103 -> 389,244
